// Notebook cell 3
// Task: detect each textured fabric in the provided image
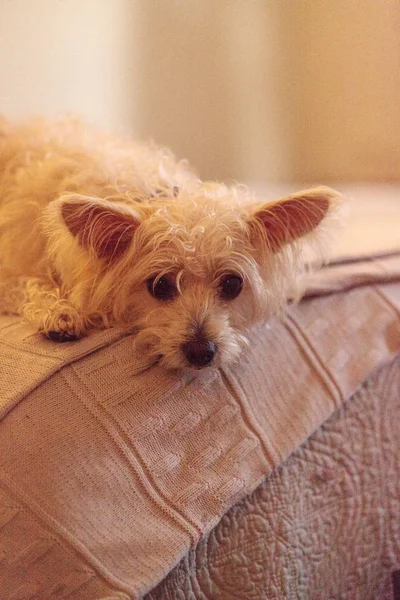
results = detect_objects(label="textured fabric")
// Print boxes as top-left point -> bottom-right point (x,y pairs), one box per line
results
0,274 -> 399,598
147,354 -> 400,600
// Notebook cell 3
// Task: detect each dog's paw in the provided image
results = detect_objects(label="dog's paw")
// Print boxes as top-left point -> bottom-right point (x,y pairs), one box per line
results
45,330 -> 80,343
40,311 -> 86,343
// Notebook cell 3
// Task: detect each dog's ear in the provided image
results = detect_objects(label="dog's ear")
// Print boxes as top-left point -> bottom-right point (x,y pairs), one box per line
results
249,186 -> 341,252
55,195 -> 140,261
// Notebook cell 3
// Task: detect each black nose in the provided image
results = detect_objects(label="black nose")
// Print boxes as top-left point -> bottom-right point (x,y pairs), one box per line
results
182,340 -> 217,367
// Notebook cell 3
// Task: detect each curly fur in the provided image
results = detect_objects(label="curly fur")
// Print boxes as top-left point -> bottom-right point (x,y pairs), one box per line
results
0,116 -> 343,370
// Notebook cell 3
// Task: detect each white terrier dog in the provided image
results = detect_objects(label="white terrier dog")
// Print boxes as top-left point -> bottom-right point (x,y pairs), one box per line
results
0,117 -> 341,370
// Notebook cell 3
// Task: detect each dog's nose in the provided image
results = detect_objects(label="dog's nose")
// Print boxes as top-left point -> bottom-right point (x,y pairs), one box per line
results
183,340 -> 217,367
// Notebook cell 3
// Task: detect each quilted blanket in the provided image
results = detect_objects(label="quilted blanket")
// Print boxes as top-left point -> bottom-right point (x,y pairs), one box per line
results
0,187 -> 399,599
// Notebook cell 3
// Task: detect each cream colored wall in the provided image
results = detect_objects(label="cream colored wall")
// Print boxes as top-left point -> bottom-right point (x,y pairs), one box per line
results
0,0 -> 138,133
1,1 -> 399,182
133,1 -> 292,182
282,1 -> 400,182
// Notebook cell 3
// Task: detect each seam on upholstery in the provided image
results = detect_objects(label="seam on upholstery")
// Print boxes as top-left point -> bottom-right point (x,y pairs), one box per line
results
219,368 -> 278,468
0,329 -> 134,422
0,472 -> 139,599
63,368 -> 201,542
374,284 -> 400,318
284,314 -> 344,407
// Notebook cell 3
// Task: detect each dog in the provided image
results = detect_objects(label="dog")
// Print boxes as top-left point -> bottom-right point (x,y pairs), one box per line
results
0,116 -> 342,370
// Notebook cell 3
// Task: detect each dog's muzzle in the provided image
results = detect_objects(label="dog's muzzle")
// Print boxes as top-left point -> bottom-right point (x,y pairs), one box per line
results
182,340 -> 217,368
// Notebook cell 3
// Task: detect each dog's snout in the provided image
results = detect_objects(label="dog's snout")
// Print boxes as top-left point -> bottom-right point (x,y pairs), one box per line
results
183,340 -> 217,367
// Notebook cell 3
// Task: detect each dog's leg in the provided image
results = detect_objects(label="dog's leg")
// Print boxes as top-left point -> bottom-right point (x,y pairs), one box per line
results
0,276 -> 88,341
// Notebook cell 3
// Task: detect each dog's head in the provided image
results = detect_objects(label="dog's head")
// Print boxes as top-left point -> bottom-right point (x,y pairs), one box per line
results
45,184 -> 341,370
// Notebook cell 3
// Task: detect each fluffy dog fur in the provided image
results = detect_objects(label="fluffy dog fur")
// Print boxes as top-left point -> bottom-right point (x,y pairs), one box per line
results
0,116 -> 342,370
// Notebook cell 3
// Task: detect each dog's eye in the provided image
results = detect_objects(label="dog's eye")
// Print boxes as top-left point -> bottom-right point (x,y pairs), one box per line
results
219,273 -> 243,300
147,275 -> 177,301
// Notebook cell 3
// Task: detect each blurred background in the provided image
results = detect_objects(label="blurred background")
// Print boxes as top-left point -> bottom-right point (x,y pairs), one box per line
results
1,0 -> 400,184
